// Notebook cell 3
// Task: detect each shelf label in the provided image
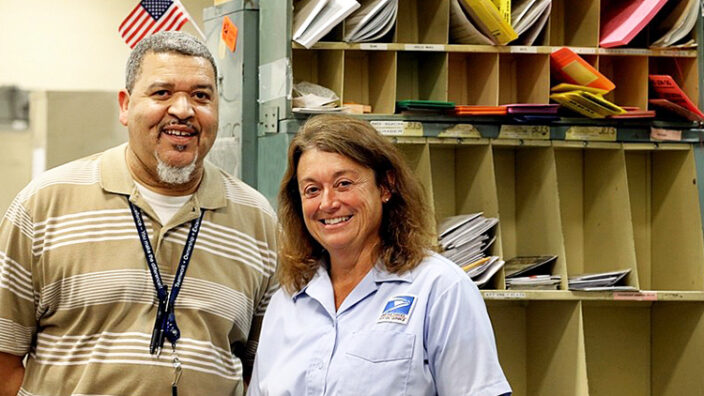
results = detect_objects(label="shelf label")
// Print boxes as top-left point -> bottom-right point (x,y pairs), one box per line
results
603,48 -> 649,56
483,291 -> 527,299
650,127 -> 682,141
499,124 -> 549,139
657,50 -> 693,57
371,121 -> 423,136
438,124 -> 482,138
360,43 -> 388,50
613,291 -> 657,301
510,46 -> 538,54
573,47 -> 598,55
565,126 -> 617,141
404,44 -> 445,52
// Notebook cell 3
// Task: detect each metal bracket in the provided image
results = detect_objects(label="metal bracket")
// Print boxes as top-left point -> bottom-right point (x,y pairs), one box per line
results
259,106 -> 279,135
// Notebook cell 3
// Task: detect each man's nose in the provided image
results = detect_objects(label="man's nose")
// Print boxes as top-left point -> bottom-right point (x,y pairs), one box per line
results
168,93 -> 195,120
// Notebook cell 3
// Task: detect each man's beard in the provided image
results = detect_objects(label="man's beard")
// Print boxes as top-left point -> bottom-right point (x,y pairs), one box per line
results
155,151 -> 198,185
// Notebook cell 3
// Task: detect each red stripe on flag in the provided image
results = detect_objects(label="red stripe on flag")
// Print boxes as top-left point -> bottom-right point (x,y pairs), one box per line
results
165,12 -> 185,31
119,3 -> 142,31
126,13 -> 154,45
152,6 -> 178,33
121,9 -> 148,39
131,13 -> 162,47
174,18 -> 187,31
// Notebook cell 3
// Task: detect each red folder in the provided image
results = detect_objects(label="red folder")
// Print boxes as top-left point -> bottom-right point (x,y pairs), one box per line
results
649,75 -> 704,119
600,0 -> 668,48
550,48 -> 615,92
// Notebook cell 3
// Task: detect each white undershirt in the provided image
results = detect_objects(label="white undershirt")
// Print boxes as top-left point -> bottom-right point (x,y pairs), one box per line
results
134,182 -> 192,225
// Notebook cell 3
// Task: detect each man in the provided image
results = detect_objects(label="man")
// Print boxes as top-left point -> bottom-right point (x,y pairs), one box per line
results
0,31 -> 277,395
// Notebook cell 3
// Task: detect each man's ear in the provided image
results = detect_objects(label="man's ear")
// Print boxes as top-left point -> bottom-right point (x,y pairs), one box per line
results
118,90 -> 130,126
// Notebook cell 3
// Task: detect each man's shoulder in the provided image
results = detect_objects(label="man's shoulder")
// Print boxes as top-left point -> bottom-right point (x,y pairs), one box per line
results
209,164 -> 276,219
14,150 -> 106,205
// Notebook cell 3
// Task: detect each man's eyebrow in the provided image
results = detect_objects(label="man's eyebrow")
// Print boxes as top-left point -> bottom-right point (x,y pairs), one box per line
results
146,82 -> 174,91
193,84 -> 215,91
144,82 -> 215,91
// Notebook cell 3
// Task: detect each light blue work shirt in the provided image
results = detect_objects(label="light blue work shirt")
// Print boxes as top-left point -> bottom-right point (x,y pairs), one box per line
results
248,252 -> 511,396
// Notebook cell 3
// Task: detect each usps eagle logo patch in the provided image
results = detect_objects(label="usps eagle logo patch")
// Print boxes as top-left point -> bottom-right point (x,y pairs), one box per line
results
378,295 -> 417,324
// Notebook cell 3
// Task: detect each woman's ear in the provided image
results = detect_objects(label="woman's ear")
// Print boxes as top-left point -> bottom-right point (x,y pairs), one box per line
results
381,171 -> 395,202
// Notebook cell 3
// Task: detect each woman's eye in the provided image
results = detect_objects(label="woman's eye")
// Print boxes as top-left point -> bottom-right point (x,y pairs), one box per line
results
337,180 -> 353,189
303,186 -> 319,197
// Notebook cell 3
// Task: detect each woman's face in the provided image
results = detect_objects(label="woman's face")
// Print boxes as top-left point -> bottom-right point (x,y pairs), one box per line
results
296,149 -> 390,259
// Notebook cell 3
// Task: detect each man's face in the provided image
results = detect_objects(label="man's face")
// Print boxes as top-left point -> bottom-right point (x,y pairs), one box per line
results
118,51 -> 218,186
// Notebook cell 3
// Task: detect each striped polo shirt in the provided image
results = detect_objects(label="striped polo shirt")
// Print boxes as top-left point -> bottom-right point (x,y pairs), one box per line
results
0,144 -> 278,396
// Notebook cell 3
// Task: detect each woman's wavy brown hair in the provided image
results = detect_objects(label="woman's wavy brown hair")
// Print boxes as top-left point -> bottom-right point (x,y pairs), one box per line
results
277,114 -> 436,293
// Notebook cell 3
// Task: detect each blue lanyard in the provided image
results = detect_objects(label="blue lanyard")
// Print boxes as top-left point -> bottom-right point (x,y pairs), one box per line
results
128,200 -> 204,355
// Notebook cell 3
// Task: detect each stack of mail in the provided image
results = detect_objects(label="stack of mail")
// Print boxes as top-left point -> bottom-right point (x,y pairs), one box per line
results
510,0 -> 552,45
462,256 -> 504,288
649,0 -> 698,48
291,81 -> 347,113
568,269 -> 637,292
504,255 -> 561,290
293,0 -> 361,48
344,0 -> 398,42
449,0 -> 551,46
506,274 -> 561,290
438,213 -> 503,288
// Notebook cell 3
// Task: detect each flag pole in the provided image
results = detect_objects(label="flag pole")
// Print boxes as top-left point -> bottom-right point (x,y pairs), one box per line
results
176,0 -> 206,41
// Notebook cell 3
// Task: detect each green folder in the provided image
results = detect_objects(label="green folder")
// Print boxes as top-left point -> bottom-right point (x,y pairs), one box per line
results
396,100 -> 455,110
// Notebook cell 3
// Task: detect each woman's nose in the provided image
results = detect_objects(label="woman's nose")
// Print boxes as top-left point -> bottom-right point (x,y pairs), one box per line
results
319,188 -> 340,211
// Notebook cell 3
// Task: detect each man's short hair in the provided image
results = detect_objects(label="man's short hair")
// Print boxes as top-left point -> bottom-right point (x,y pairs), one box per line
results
125,31 -> 218,93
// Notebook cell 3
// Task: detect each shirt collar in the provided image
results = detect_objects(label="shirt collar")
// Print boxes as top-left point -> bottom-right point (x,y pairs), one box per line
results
99,143 -> 227,210
292,264 -> 328,301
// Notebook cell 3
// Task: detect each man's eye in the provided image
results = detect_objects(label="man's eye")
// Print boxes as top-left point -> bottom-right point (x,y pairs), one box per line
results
194,92 -> 210,100
153,90 -> 170,97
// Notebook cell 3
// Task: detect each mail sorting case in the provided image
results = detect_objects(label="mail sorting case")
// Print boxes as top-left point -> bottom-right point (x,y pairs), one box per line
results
394,138 -> 704,395
276,0 -> 704,393
289,0 -> 699,113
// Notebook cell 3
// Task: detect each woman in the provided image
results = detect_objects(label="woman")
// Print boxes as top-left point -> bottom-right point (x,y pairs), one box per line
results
249,115 -> 511,396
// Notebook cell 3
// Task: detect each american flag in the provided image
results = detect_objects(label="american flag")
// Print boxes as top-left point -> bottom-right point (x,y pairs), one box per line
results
119,0 -> 189,48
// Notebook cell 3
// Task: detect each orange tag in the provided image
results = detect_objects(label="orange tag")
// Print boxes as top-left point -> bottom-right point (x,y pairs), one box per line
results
221,16 -> 238,53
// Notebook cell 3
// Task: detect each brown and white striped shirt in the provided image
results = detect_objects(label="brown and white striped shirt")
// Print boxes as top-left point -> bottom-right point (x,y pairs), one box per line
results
0,144 -> 278,395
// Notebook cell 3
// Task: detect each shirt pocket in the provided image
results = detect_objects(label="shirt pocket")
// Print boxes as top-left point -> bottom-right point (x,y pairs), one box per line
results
340,330 -> 415,396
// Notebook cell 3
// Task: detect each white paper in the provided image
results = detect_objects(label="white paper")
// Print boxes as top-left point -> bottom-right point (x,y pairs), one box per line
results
344,0 -> 391,41
294,0 -> 361,48
293,0 -> 330,39
292,81 -> 339,108
512,0 -> 551,36
352,1 -> 398,42
650,0 -> 698,48
472,257 -> 505,288
516,2 -> 551,46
